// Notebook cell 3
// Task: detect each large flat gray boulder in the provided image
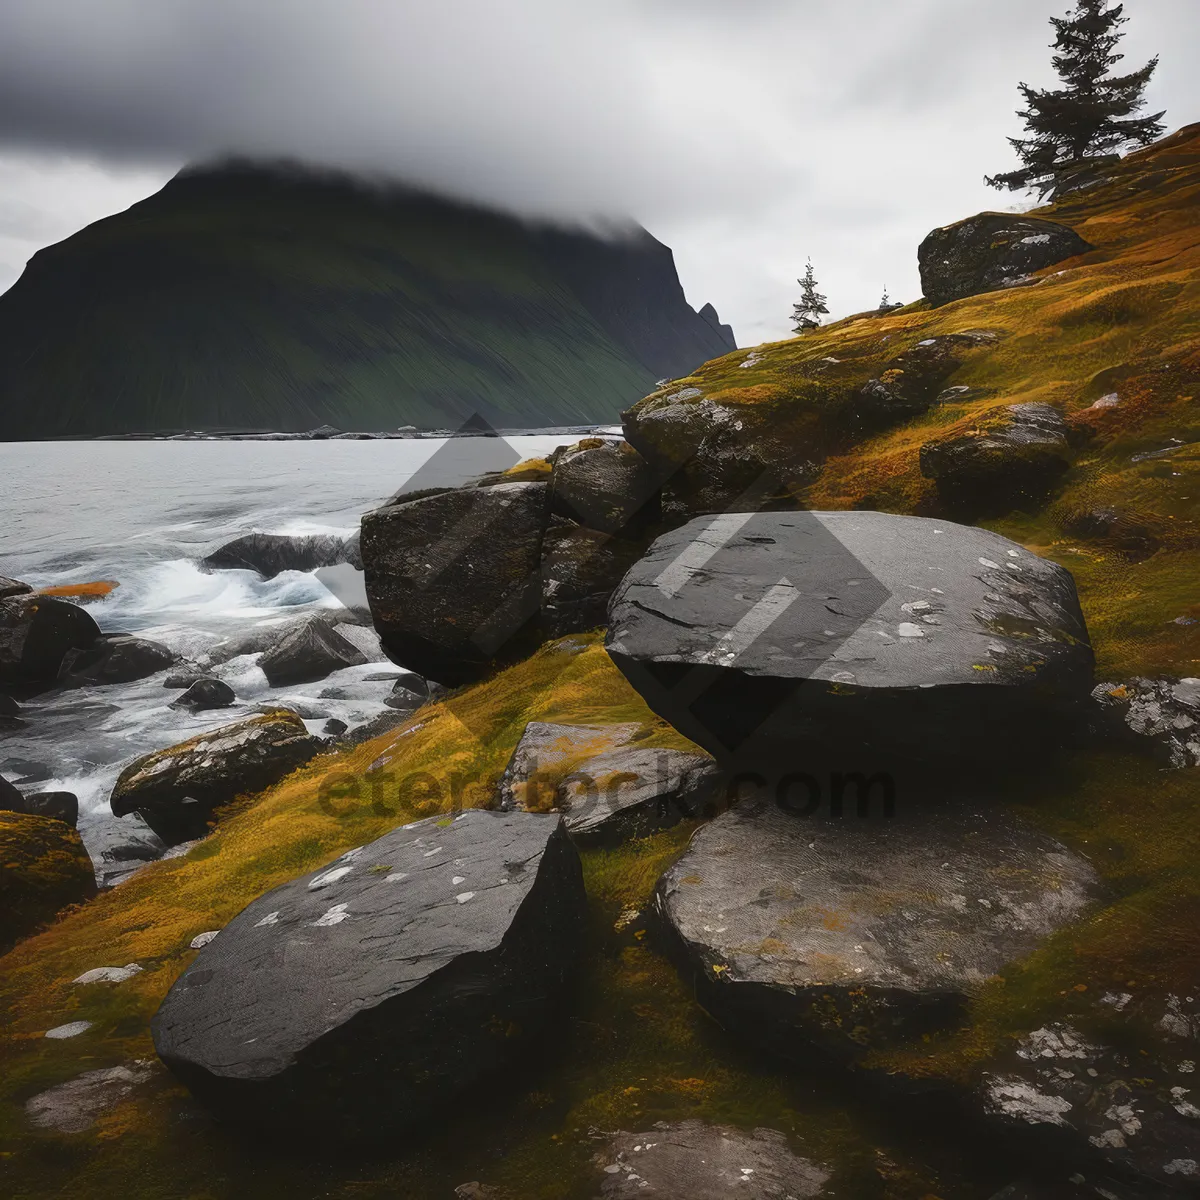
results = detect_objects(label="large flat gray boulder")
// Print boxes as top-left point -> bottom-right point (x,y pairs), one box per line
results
592,1121 -> 830,1198
919,213 -> 1093,307
606,510 -> 1093,771
361,481 -> 548,684
151,810 -> 586,1140
655,802 -> 1100,1061
109,711 -> 324,845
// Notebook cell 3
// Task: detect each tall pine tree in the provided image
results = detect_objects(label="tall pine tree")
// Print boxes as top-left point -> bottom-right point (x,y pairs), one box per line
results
986,0 -> 1165,197
792,259 -> 829,333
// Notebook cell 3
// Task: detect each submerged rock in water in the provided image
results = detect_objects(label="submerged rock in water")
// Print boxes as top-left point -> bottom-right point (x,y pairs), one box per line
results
109,711 -> 324,845
0,593 -> 102,687
0,788 -> 79,827
67,634 -> 176,685
654,801 -> 1100,1061
591,1121 -> 831,1198
0,810 -> 96,951
361,481 -> 549,685
919,213 -> 1093,307
920,403 -> 1072,514
151,810 -> 586,1141
201,531 -> 359,578
606,510 -> 1093,774
258,614 -> 367,686
169,678 -> 236,711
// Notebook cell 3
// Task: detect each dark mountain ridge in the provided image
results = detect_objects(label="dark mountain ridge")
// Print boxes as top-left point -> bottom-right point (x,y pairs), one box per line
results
0,161 -> 735,438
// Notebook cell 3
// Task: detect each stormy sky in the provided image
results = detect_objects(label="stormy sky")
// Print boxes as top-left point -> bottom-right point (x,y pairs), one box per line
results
0,1 -> 1195,346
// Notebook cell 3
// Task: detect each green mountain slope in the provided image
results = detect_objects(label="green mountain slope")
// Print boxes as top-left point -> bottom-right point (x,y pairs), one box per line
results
0,162 -> 735,438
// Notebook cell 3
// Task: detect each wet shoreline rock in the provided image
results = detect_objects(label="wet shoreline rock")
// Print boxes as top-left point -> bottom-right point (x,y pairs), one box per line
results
109,711 -> 325,845
258,614 -> 368,686
201,531 -> 361,578
654,801 -> 1101,1063
0,592 -> 102,688
169,677 -> 236,711
151,810 -> 586,1141
67,634 -> 176,686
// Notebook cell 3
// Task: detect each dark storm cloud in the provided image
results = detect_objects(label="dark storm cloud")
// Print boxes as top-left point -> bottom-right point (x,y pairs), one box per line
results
0,1 -> 1195,338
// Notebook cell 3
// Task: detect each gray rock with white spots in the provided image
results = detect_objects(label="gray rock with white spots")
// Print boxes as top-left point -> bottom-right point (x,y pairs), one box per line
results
24,1061 -> 155,1133
606,510 -> 1093,770
1092,678 -> 1200,768
151,809 -> 586,1140
980,1019 -> 1200,1192
654,802 -> 1101,1061
592,1120 -> 831,1198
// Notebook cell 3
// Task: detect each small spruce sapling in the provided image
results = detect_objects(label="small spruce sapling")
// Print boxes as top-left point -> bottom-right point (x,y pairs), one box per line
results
792,259 -> 829,334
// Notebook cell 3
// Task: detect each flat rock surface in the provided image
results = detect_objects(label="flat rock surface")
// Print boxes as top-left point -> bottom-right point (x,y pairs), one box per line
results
656,801 -> 1100,1057
592,1121 -> 830,1198
109,711 -> 324,845
498,721 -> 640,812
558,746 -> 720,840
606,510 -> 1093,765
152,809 -> 586,1138
25,1061 -> 155,1133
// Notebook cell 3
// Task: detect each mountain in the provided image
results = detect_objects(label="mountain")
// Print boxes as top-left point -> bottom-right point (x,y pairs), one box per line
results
0,162 -> 736,438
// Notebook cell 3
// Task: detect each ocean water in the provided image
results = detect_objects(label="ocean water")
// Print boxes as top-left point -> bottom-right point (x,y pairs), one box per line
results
0,435 -> 579,876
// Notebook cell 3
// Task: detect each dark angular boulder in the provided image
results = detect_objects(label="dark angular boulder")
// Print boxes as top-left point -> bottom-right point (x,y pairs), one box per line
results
0,575 -> 32,599
110,711 -> 324,845
606,510 -> 1093,774
201,532 -> 358,579
0,810 -> 96,951
592,1121 -> 830,1198
920,403 -> 1072,514
169,678 -> 236,711
258,615 -> 367,686
361,482 -> 549,685
68,635 -> 176,685
0,787 -> 79,826
919,213 -> 1093,307
322,718 -> 348,737
0,593 -> 102,687
655,802 -> 1100,1063
151,810 -> 586,1141
540,519 -> 647,638
549,438 -> 660,534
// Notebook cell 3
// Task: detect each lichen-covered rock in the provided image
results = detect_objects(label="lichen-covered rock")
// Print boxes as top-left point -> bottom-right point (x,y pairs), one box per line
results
497,721 -> 640,812
591,1121 -> 831,1198
0,593 -> 102,687
920,403 -> 1072,514
151,810 -> 586,1141
0,810 -> 96,951
68,634 -> 176,685
1092,678 -> 1200,767
169,677 -> 236,711
201,531 -> 359,578
557,746 -> 720,841
540,518 -> 647,638
919,213 -> 1093,306
980,1021 -> 1200,1193
258,614 -> 368,686
361,481 -> 549,684
24,1061 -> 156,1133
109,711 -> 324,845
606,510 -> 1093,772
655,803 -> 1100,1061
549,438 -> 661,534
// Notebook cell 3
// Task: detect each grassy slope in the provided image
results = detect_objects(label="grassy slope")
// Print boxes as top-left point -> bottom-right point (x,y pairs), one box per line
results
0,168 -> 679,437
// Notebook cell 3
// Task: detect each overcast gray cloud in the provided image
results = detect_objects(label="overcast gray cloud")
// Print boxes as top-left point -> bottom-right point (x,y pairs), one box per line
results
0,0 -> 1195,345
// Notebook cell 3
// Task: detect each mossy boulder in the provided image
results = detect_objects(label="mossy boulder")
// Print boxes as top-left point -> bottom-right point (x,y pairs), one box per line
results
918,213 -> 1093,307
920,402 -> 1072,516
0,810 -> 96,951
109,710 -> 325,845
